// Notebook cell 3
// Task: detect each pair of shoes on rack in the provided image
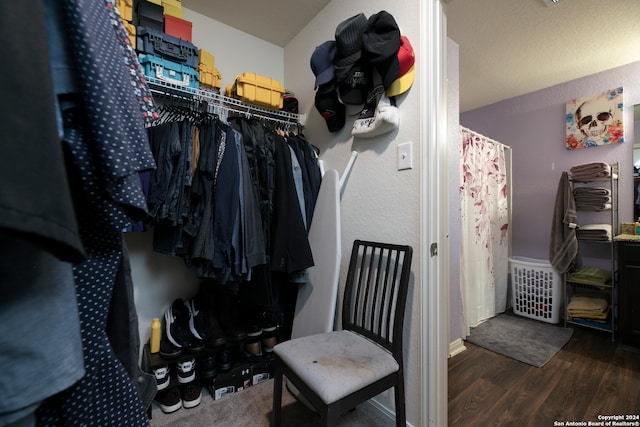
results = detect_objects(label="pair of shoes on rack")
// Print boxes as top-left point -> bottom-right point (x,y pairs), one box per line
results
152,355 -> 197,391
152,358 -> 202,414
185,295 -> 227,348
164,298 -> 205,353
155,381 -> 202,413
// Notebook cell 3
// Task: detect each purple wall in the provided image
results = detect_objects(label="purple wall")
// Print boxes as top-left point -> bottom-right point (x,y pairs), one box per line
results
447,61 -> 640,346
460,62 -> 640,261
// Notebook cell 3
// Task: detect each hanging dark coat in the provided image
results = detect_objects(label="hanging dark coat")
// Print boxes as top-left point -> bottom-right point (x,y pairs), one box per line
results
270,133 -> 314,274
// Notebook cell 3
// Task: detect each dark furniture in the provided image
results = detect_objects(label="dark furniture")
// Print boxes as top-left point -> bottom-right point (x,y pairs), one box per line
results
272,240 -> 413,427
617,240 -> 640,348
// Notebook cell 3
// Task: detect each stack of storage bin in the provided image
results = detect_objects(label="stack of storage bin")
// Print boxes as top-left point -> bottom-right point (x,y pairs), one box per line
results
132,0 -> 285,110
135,0 -> 200,90
197,49 -> 222,92
115,0 -> 136,49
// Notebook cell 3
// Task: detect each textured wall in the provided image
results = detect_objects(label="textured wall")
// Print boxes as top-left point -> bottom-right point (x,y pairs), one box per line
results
460,61 -> 640,261
447,62 -> 640,347
284,1 -> 423,424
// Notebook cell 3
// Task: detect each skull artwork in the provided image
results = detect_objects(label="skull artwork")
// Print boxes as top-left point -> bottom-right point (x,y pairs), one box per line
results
575,98 -> 613,139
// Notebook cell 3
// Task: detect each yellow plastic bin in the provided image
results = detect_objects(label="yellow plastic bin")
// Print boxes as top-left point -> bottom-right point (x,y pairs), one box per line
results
234,72 -> 285,109
115,0 -> 133,22
162,0 -> 183,18
198,49 -> 215,69
198,64 -> 222,90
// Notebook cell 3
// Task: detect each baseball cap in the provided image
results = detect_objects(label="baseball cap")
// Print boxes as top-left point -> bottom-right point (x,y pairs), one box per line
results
337,60 -> 372,106
385,36 -> 416,97
362,10 -> 401,89
315,84 -> 346,132
351,84 -> 399,138
310,40 -> 337,89
334,13 -> 367,84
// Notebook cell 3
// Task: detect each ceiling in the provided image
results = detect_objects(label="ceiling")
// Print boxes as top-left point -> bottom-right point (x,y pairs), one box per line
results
182,0 -> 331,47
182,0 -> 640,113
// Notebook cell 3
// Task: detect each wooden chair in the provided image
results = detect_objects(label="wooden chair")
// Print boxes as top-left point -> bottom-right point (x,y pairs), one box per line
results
272,240 -> 413,426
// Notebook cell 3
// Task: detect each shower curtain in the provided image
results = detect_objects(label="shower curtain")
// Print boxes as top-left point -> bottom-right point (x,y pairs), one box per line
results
459,128 -> 509,336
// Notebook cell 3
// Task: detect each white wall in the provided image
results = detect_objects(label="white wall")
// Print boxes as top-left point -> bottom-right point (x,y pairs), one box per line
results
183,8 -> 285,91
283,1 -> 424,425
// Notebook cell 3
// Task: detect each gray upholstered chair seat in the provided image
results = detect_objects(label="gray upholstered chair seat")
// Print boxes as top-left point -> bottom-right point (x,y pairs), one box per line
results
273,329 -> 399,404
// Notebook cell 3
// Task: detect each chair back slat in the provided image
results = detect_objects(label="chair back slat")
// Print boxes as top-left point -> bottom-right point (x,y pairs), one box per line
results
342,240 -> 413,359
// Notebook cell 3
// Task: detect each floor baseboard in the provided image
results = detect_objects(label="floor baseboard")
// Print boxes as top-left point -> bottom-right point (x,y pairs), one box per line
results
448,338 -> 466,358
367,396 -> 417,427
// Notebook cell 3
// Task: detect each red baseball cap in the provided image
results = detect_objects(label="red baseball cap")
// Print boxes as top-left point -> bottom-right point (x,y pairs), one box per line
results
386,36 -> 415,97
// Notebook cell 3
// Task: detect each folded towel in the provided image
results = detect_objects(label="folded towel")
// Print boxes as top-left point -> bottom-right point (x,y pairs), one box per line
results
569,162 -> 611,181
573,187 -> 611,197
567,294 -> 608,312
574,202 -> 612,211
576,224 -> 612,241
567,266 -> 612,286
573,186 -> 611,210
574,195 -> 612,203
568,307 -> 610,320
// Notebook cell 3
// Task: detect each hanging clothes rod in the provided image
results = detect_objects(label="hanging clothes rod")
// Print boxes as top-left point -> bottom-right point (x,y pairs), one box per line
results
146,76 -> 303,127
460,126 -> 507,147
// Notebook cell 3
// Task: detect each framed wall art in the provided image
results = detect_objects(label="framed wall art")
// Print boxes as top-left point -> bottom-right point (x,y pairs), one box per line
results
566,87 -> 624,150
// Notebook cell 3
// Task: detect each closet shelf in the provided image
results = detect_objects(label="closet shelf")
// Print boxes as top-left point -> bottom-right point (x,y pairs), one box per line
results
566,317 -> 614,333
145,76 -> 304,126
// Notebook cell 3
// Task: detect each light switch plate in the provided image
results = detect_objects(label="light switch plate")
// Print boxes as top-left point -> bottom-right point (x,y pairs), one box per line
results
398,141 -> 413,170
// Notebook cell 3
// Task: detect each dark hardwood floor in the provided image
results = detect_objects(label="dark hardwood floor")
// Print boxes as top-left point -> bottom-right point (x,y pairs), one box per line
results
448,325 -> 640,426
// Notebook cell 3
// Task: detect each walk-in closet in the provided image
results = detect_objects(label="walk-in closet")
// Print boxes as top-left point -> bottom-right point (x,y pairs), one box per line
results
1,1 -> 444,426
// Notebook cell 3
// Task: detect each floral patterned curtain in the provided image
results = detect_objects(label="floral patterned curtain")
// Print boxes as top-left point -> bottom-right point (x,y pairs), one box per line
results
459,128 -> 509,335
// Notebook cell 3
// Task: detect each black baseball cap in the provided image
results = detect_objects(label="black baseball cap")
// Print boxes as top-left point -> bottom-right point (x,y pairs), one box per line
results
315,84 -> 346,132
362,11 -> 401,90
334,13 -> 367,85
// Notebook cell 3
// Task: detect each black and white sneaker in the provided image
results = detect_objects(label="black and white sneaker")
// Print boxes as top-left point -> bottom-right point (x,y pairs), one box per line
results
181,381 -> 202,409
165,299 -> 194,349
185,296 -> 226,348
176,356 -> 196,384
153,364 -> 170,391
155,386 -> 181,414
